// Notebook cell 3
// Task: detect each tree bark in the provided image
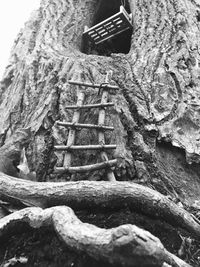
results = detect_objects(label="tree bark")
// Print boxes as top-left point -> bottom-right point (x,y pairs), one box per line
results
0,0 -> 200,201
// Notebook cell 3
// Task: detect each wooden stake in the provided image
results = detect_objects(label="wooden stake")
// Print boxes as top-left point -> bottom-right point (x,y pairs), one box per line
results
98,71 -> 116,182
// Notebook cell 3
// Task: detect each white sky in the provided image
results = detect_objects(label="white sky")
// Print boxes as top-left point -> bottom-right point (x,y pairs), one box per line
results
0,0 -> 41,80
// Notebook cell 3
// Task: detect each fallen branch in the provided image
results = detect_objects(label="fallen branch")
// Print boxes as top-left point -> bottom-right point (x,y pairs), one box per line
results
0,172 -> 200,238
0,206 -> 191,267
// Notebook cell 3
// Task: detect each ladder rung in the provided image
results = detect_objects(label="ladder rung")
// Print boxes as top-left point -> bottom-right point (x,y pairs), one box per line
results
65,103 -> 114,109
56,121 -> 114,131
68,80 -> 119,90
54,159 -> 117,173
54,144 -> 117,151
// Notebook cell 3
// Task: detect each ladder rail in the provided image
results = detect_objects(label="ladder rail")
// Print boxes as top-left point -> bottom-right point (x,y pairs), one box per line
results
63,90 -> 85,169
98,71 -> 116,182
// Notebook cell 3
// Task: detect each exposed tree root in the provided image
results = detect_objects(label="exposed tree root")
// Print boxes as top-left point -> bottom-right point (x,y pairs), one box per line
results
0,206 -> 191,267
0,172 -> 200,239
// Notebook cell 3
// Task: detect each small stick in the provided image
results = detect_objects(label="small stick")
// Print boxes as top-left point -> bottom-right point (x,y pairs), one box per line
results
56,121 -> 114,131
98,71 -> 116,182
63,90 -> 85,169
55,145 -> 117,151
55,159 -> 117,173
64,103 -> 114,109
68,81 -> 118,90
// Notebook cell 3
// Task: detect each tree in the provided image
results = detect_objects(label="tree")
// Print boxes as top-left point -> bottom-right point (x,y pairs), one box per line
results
0,0 -> 200,266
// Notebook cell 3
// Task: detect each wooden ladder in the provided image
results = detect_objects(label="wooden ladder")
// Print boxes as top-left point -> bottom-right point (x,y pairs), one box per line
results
54,71 -> 118,181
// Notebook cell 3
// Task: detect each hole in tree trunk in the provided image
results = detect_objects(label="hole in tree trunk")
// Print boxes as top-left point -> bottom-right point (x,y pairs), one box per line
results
81,0 -> 132,56
196,10 -> 200,22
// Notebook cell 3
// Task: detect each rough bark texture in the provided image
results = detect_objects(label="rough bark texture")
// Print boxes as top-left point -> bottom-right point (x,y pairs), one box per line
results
1,0 -> 200,266
0,0 -> 200,202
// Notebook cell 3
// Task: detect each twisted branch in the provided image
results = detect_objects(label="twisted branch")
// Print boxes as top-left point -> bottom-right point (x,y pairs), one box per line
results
0,206 -> 191,267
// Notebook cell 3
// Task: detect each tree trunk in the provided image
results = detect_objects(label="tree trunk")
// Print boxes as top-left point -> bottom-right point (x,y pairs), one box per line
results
1,0 -> 200,266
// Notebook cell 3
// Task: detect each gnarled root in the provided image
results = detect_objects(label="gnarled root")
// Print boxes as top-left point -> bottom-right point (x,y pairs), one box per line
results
0,206 -> 191,267
0,172 -> 200,239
